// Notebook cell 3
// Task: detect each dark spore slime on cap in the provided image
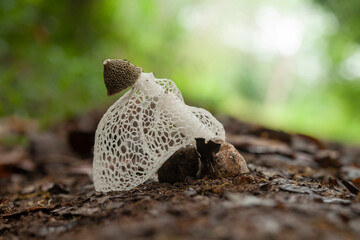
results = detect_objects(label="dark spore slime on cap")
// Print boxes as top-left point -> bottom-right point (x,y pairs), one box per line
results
103,59 -> 142,96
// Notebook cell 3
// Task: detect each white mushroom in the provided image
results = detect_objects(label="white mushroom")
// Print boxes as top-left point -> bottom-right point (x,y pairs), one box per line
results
93,59 -> 225,192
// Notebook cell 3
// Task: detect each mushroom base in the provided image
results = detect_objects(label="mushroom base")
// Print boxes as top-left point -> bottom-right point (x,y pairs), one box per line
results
157,139 -> 249,183
157,146 -> 199,183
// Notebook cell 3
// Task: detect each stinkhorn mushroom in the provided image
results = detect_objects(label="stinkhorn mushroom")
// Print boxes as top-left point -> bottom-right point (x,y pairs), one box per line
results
93,59 -> 248,192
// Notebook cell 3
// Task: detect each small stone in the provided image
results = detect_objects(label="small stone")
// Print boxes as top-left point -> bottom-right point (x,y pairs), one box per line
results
183,187 -> 196,197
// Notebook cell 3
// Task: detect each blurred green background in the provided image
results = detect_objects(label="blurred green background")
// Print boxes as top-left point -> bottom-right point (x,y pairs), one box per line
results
1,0 -> 359,144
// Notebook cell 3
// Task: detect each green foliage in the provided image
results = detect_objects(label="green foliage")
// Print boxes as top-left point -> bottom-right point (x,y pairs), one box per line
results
0,133 -> 29,148
0,0 -> 185,127
0,0 -> 359,144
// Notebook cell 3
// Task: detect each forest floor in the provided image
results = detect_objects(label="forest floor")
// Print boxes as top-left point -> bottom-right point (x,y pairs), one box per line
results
1,110 -> 360,240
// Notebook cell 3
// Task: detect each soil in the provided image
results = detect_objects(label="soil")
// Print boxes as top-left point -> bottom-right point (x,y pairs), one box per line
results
1,112 -> 360,240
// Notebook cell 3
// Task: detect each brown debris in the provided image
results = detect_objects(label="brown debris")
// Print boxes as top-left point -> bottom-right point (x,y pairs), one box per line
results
1,114 -> 360,239
196,138 -> 249,179
227,134 -> 295,158
315,150 -> 342,168
0,148 -> 34,177
340,179 -> 360,195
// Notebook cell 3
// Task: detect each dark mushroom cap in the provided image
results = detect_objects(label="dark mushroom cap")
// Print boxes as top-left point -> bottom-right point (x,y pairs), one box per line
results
103,59 -> 142,96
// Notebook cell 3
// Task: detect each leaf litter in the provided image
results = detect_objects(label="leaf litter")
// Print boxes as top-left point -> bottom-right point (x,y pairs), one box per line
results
1,114 -> 360,239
